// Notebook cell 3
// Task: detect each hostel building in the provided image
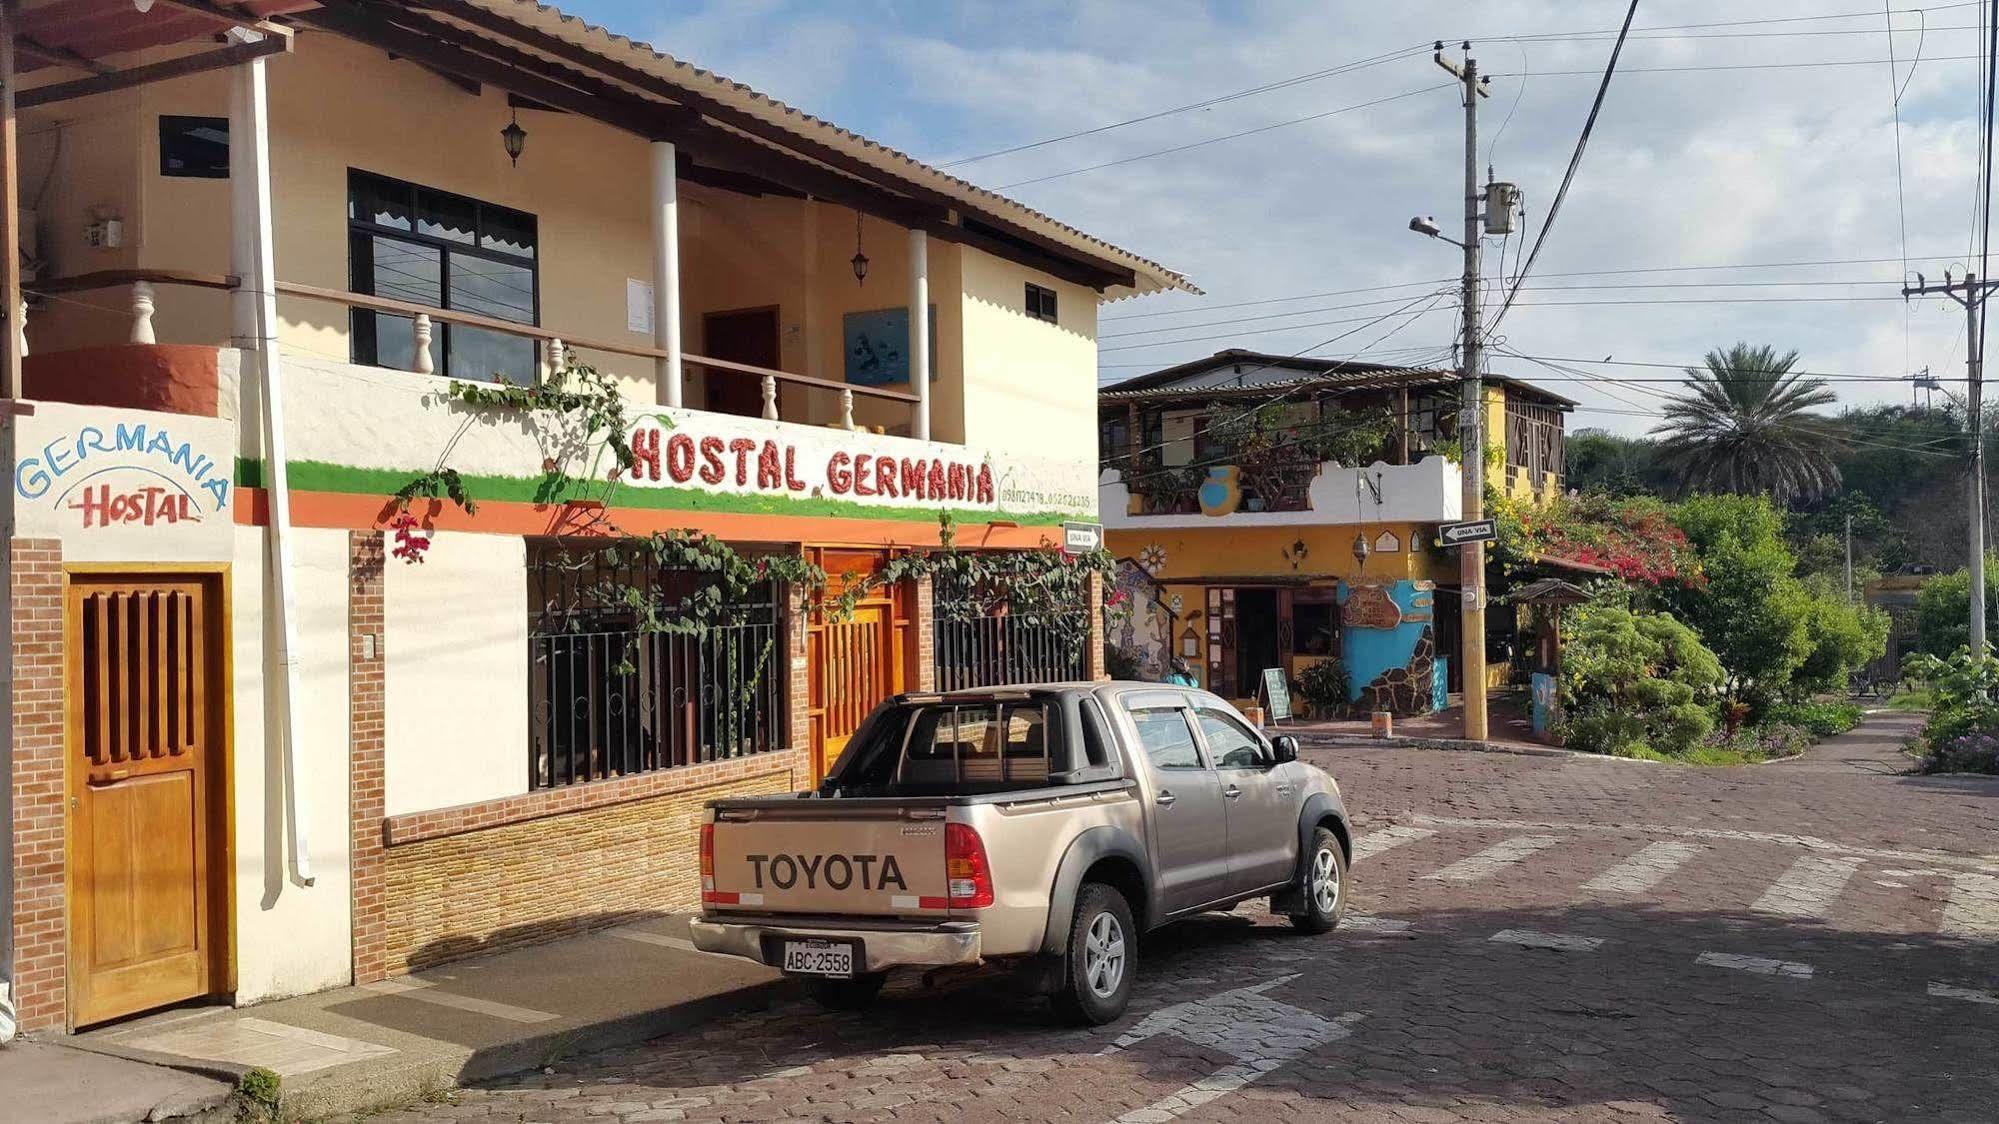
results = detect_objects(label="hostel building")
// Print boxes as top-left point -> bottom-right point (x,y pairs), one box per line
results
1097,350 -> 1570,714
1,0 -> 1190,1033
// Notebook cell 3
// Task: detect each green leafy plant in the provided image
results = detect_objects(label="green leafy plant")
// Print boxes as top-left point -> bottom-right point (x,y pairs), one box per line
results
1763,699 -> 1863,738
1903,647 -> 1999,772
1297,659 -> 1349,717
1557,602 -> 1725,757
236,1067 -> 281,1119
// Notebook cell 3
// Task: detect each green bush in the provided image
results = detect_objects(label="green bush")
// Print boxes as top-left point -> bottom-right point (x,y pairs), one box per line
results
1902,647 -> 1999,771
1298,659 -> 1348,717
1914,559 -> 1999,656
1557,603 -> 1725,756
1764,699 -> 1863,738
1789,581 -> 1891,698
1666,494 -> 1813,706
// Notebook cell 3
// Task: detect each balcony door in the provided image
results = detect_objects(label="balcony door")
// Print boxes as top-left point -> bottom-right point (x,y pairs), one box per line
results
702,306 -> 779,418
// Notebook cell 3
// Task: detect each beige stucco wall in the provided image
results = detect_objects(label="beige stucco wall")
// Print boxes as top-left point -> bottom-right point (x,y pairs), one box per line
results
19,35 -> 1048,448
959,246 -> 1098,459
228,522 -> 355,1003
383,531 -> 531,817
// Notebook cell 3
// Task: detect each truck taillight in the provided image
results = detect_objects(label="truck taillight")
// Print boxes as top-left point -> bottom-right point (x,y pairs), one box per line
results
699,823 -> 715,893
945,822 -> 994,909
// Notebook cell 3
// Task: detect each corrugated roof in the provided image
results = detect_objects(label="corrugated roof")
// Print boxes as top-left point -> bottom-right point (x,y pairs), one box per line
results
450,0 -> 1199,302
1097,349 -> 1579,407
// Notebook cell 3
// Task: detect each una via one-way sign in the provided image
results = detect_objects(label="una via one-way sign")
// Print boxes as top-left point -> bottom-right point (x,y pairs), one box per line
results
1438,518 -> 1497,547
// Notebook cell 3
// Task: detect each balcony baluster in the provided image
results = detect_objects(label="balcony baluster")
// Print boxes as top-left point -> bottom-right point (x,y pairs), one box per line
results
129,281 -> 156,345
411,312 -> 435,376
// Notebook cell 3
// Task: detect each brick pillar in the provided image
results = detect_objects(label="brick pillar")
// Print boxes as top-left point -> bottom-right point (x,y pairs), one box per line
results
1086,570 -> 1108,681
913,575 -> 936,692
783,582 -> 811,771
10,538 -> 66,1032
348,532 -> 388,984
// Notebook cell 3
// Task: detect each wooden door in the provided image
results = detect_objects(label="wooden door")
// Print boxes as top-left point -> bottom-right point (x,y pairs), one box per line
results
702,306 -> 780,418
805,549 -> 911,784
66,573 -> 227,1028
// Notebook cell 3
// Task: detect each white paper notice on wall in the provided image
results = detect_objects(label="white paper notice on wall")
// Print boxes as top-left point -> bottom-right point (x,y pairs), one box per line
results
626,278 -> 655,334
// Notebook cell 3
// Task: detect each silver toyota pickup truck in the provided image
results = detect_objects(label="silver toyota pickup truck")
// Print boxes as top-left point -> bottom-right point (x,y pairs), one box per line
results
690,682 -> 1353,1024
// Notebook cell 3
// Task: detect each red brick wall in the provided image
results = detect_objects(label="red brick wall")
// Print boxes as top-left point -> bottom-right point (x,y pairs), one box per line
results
1087,571 -> 1108,681
10,538 -> 65,1032
785,583 -> 811,758
348,532 -> 387,984
914,575 -> 936,692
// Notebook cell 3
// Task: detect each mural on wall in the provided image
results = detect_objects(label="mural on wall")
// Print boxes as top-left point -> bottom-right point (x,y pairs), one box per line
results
1137,543 -> 1168,575
1338,578 -> 1439,715
1110,560 -> 1176,679
842,306 -> 938,386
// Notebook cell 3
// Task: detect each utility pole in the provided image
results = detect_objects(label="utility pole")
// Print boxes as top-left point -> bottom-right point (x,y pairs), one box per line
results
1902,270 -> 1995,652
1844,514 -> 1854,604
1436,43 -> 1492,739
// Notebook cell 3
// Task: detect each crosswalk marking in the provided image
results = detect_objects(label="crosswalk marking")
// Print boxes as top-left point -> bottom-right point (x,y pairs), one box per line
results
1581,840 -> 1704,895
1941,873 -> 1999,938
1489,929 -> 1603,952
1696,952 -> 1813,979
1930,982 -> 1999,1005
1352,825 -> 1437,863
1752,854 -> 1863,918
1423,835 -> 1561,883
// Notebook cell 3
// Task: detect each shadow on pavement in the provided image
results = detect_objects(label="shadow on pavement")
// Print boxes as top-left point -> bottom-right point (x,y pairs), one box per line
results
469,900 -> 1999,1123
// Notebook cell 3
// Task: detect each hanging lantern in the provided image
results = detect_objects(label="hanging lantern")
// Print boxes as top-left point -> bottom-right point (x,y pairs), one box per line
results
1351,532 -> 1372,568
851,213 -> 869,284
500,109 -> 527,167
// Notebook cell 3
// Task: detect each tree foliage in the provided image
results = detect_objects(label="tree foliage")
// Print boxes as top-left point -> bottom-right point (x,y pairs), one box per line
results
1665,494 -> 1815,702
1914,557 -> 1999,656
1557,602 -> 1725,756
1652,343 -> 1843,503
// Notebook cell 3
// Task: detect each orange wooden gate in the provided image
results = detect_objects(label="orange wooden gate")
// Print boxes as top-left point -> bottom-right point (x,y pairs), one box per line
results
65,571 -> 228,1027
805,549 -> 914,783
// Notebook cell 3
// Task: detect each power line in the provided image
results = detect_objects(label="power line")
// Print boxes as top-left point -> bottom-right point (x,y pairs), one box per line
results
1488,0 -> 1641,335
1492,53 -> 1983,76
995,84 -> 1455,190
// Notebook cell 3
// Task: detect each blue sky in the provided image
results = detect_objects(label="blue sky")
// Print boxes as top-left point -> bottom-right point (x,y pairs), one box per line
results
558,1 -> 1994,434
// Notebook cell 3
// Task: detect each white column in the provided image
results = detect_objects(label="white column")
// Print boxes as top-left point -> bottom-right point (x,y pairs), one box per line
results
231,48 -> 313,886
909,228 -> 930,441
650,141 -> 682,408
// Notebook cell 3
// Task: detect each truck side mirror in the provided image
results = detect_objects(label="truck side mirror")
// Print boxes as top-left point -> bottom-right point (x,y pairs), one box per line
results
1271,734 -> 1299,764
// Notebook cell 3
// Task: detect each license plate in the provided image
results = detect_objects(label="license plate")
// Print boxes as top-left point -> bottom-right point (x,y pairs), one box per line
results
781,939 -> 855,978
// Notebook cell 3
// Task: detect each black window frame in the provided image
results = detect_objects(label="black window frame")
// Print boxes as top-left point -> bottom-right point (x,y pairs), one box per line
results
1025,281 -> 1059,324
345,168 -> 541,384
159,115 -> 230,179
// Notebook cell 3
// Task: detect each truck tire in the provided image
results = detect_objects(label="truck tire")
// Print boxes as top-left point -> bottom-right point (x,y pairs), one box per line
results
1288,827 -> 1347,934
1053,882 -> 1137,1025
809,971 -> 887,1011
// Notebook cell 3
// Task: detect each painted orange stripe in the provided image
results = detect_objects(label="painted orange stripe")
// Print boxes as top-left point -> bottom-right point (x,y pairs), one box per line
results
232,487 -> 1065,550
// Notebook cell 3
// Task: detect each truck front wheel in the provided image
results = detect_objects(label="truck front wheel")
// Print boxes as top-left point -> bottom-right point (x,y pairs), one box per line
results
1053,882 -> 1137,1024
809,971 -> 887,1011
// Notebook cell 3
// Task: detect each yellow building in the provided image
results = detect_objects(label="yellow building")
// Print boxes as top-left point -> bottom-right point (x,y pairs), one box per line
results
1,1 -> 1191,1034
1098,349 -> 1571,712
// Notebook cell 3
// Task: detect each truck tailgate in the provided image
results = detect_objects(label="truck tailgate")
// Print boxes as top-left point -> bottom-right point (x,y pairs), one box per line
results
706,803 -> 950,917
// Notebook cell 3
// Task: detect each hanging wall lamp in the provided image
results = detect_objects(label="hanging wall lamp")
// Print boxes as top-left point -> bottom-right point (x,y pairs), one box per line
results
851,213 -> 870,284
500,109 -> 527,167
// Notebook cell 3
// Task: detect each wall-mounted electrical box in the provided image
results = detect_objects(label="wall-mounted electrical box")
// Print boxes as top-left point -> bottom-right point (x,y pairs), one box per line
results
84,218 -> 123,249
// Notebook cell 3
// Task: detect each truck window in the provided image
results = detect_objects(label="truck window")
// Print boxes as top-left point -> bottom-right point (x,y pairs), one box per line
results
1130,707 -> 1204,770
1196,709 -> 1267,769
901,703 -> 1050,787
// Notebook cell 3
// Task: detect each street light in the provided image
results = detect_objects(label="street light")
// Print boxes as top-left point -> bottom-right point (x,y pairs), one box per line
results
1407,215 -> 1465,249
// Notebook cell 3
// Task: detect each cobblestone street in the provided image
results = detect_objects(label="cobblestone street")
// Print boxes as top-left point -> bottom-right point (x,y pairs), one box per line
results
382,712 -> 1999,1123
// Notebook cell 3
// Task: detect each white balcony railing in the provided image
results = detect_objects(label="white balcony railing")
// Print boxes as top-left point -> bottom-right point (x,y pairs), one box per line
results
1099,456 -> 1463,530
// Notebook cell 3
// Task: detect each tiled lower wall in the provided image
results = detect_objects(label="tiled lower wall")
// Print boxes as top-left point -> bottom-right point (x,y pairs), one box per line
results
378,749 -> 807,974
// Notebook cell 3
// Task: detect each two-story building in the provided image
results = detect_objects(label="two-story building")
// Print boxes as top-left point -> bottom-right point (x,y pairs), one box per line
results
1097,349 -> 1569,716
1,0 -> 1191,1034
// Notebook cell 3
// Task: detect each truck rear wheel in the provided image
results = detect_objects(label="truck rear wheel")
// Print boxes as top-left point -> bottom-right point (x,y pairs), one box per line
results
1053,882 -> 1136,1025
809,971 -> 887,1011
1288,827 -> 1347,934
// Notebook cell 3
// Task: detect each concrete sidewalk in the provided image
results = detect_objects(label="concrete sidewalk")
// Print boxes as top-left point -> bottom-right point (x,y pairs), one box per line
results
68,913 -> 792,1121
0,1041 -> 233,1124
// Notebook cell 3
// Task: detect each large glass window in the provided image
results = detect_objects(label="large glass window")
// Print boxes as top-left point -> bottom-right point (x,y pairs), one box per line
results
347,170 -> 539,384
1196,709 -> 1267,769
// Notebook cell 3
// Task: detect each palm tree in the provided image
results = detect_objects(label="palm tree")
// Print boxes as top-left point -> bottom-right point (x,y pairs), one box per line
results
1651,342 -> 1843,503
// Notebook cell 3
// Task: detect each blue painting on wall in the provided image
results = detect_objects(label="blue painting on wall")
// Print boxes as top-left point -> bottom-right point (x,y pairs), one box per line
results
843,306 -> 938,386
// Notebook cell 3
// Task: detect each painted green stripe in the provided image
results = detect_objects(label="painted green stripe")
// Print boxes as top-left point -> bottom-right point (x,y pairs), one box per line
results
234,457 -> 1071,526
